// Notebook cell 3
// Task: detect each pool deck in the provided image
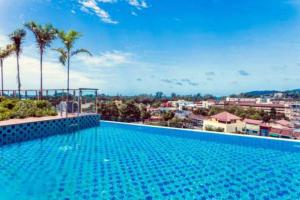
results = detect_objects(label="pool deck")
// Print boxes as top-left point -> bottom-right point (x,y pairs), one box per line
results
0,114 -> 78,126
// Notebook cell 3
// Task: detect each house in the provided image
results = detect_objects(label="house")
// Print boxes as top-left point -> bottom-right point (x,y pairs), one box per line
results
268,127 -> 294,138
174,110 -> 192,119
243,119 -> 269,136
188,114 -> 206,128
203,112 -> 244,133
202,100 -> 216,109
272,119 -> 294,129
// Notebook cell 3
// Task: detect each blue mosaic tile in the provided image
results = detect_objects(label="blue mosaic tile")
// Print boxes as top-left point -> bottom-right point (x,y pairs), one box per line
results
0,121 -> 300,199
0,114 -> 100,147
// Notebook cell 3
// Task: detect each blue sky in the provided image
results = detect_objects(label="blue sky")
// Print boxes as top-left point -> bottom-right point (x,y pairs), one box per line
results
0,0 -> 300,96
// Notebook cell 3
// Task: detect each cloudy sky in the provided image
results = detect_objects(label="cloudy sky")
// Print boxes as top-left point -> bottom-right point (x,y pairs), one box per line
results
0,0 -> 300,96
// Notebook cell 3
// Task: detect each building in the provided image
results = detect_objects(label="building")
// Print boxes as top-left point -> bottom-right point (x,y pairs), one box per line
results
285,102 -> 300,128
243,118 -> 297,138
174,110 -> 192,119
243,119 -> 269,136
203,112 -> 244,133
202,100 -> 216,109
188,114 -> 206,128
220,101 -> 287,114
268,127 -> 294,138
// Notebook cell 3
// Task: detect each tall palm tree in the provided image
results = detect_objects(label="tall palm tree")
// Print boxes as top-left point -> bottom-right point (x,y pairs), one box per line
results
25,21 -> 58,99
53,30 -> 92,114
0,44 -> 14,95
9,29 -> 26,99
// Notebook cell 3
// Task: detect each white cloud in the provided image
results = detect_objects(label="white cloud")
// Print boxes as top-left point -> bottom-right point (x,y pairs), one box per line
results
0,34 -> 10,45
97,0 -> 117,3
2,55 -> 97,90
78,0 -> 118,24
131,11 -> 137,16
77,0 -> 148,24
76,51 -> 132,67
127,0 -> 148,9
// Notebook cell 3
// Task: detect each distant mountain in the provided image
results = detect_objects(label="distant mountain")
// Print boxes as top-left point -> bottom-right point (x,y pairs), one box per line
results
240,89 -> 300,98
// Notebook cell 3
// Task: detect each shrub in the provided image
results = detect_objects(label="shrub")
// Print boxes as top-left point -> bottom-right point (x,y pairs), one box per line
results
12,100 -> 37,118
0,98 -> 18,109
11,99 -> 57,119
205,125 -> 224,132
34,100 -> 52,109
0,106 -> 12,120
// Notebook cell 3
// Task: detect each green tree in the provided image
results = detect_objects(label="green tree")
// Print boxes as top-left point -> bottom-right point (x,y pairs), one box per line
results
25,21 -> 58,99
0,44 -> 14,94
155,91 -> 164,99
162,111 -> 175,121
9,29 -> 26,99
53,30 -> 92,111
98,102 -> 119,121
152,101 -> 161,108
193,108 -> 208,116
140,104 -> 151,122
270,107 -> 277,119
171,92 -> 177,100
119,101 -> 141,122
262,113 -> 271,123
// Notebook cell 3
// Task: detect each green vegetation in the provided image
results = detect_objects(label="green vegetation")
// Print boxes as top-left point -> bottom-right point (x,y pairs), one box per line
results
193,106 -> 285,122
0,97 -> 57,120
204,125 -> 224,132
97,100 -> 151,123
119,101 -> 141,122
98,102 -> 119,121
162,111 -> 175,121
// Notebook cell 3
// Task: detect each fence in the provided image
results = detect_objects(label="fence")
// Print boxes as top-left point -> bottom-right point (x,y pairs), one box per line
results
0,88 -> 99,116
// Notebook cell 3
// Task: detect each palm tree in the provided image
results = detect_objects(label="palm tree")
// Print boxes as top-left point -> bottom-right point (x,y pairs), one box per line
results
25,21 -> 58,99
9,29 -> 26,99
0,44 -> 14,95
53,30 -> 92,114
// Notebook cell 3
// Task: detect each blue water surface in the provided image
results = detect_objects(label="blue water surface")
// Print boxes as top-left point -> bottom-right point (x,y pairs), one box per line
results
0,121 -> 300,200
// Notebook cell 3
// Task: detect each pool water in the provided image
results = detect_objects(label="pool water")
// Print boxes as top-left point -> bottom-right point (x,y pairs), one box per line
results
1,122 -> 300,200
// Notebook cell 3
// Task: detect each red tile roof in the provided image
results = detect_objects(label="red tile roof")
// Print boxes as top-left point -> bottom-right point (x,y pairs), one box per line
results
275,120 -> 293,128
211,112 -> 241,123
244,119 -> 264,126
269,127 -> 294,137
189,114 -> 206,121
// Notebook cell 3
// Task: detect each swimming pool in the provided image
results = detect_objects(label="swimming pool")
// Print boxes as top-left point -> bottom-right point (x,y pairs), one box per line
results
0,121 -> 300,199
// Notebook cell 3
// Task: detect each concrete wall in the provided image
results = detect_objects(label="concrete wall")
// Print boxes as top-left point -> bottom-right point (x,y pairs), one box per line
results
203,120 -> 245,133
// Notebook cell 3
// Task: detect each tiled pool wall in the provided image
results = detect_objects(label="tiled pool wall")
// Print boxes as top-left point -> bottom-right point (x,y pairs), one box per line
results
0,114 -> 100,146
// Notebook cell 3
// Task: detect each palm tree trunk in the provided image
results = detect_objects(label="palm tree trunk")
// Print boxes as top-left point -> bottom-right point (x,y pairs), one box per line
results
66,51 -> 70,117
16,54 -> 21,99
0,59 -> 3,96
40,50 -> 43,100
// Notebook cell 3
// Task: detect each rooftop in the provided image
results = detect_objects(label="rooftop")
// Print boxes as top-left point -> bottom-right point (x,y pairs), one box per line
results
211,111 -> 241,123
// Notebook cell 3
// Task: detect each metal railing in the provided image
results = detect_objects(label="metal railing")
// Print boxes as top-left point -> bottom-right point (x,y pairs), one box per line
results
0,88 -> 99,116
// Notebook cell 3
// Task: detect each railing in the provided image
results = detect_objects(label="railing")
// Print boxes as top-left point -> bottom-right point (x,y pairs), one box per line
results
0,88 -> 99,116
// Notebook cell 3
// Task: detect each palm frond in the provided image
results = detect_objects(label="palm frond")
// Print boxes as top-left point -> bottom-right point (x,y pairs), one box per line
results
58,30 -> 81,50
52,48 -> 67,66
25,21 -> 58,51
59,55 -> 67,66
9,29 -> 26,55
71,48 -> 92,57
0,44 -> 14,59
